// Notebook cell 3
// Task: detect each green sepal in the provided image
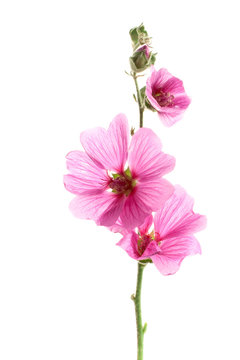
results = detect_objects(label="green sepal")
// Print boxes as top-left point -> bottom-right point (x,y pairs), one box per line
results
112,173 -> 120,179
139,259 -> 153,264
124,167 -> 132,179
150,53 -> 157,65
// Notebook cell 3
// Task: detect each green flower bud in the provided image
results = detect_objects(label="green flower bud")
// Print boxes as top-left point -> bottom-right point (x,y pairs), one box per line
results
129,46 -> 156,73
129,23 -> 150,50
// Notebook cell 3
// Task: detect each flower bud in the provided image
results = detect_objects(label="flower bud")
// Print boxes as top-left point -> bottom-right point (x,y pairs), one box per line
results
129,23 -> 150,50
129,46 -> 156,73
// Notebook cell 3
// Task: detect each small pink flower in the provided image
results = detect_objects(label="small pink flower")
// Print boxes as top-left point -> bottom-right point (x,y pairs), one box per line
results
116,186 -> 206,275
146,67 -> 191,127
64,114 -> 175,230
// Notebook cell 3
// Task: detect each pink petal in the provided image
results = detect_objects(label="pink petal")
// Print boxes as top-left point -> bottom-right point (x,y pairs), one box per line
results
80,114 -> 129,173
145,85 -> 162,112
159,235 -> 201,258
128,128 -> 175,181
117,232 -> 140,259
136,179 -> 174,212
119,189 -> 150,231
150,67 -> 172,89
64,151 -> 110,195
120,179 -> 174,230
139,240 -> 160,259
151,235 -> 201,275
66,151 -> 105,177
173,95 -> 191,108
156,94 -> 191,127
161,77 -> 184,95
138,214 -> 154,235
157,111 -> 185,127
154,185 -> 207,239
69,192 -> 124,226
151,254 -> 181,276
97,195 -> 125,226
108,218 -> 130,235
64,174 -> 105,195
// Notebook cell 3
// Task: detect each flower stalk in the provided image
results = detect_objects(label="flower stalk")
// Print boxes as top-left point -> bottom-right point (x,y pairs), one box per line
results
132,72 -> 144,128
132,262 -> 147,360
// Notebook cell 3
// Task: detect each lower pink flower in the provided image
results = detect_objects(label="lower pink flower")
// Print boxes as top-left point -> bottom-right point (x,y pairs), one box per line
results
146,67 -> 191,127
116,186 -> 207,275
64,114 -> 175,230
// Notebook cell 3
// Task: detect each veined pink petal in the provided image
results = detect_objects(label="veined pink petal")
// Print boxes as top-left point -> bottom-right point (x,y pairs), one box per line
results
159,235 -> 201,258
80,114 -> 129,173
97,195 -> 125,226
119,179 -> 173,230
157,111 -> 185,127
138,214 -> 154,235
161,77 -> 184,95
136,179 -> 174,212
69,192 -> 124,226
172,95 -> 191,108
154,186 -> 207,239
151,254 -> 181,276
108,218 -> 129,235
151,235 -> 201,275
139,240 -> 159,259
150,67 -> 172,89
64,151 -> 110,195
119,189 -> 150,231
128,128 -> 175,180
66,151 -> 106,178
64,174 -> 106,195
117,232 -> 139,259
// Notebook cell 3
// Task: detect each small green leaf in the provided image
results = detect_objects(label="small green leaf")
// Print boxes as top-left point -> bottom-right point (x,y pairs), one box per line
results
124,167 -> 132,179
143,322 -> 147,334
112,173 -> 120,179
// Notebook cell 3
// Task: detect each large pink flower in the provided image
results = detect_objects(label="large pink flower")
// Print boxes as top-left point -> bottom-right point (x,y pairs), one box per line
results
146,67 -> 191,127
117,186 -> 206,275
64,114 -> 175,230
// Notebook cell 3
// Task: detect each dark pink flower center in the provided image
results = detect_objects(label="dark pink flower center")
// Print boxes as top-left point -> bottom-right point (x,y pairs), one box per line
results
109,174 -> 136,196
153,89 -> 174,107
138,231 -> 161,256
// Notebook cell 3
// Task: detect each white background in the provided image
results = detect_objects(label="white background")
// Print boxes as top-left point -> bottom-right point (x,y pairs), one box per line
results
0,0 -> 240,359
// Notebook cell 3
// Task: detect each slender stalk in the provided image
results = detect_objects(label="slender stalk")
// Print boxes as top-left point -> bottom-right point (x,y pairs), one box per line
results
132,262 -> 147,360
132,72 -> 144,128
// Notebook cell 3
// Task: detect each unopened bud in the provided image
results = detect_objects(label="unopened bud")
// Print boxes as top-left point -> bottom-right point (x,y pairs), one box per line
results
130,46 -> 156,73
129,23 -> 150,50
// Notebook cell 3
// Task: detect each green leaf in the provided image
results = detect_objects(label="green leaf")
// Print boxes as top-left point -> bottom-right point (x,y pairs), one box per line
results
124,167 -> 132,179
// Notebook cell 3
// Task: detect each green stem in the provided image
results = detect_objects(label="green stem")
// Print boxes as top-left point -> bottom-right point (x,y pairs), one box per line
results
132,262 -> 147,360
133,72 -> 144,128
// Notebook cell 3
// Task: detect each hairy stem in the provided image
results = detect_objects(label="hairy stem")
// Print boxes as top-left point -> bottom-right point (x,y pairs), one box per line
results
133,72 -> 144,128
132,262 -> 147,360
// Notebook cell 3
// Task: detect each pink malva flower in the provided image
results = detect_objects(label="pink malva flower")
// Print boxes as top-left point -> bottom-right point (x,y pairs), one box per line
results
116,186 -> 206,275
146,67 -> 191,127
64,114 -> 175,230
